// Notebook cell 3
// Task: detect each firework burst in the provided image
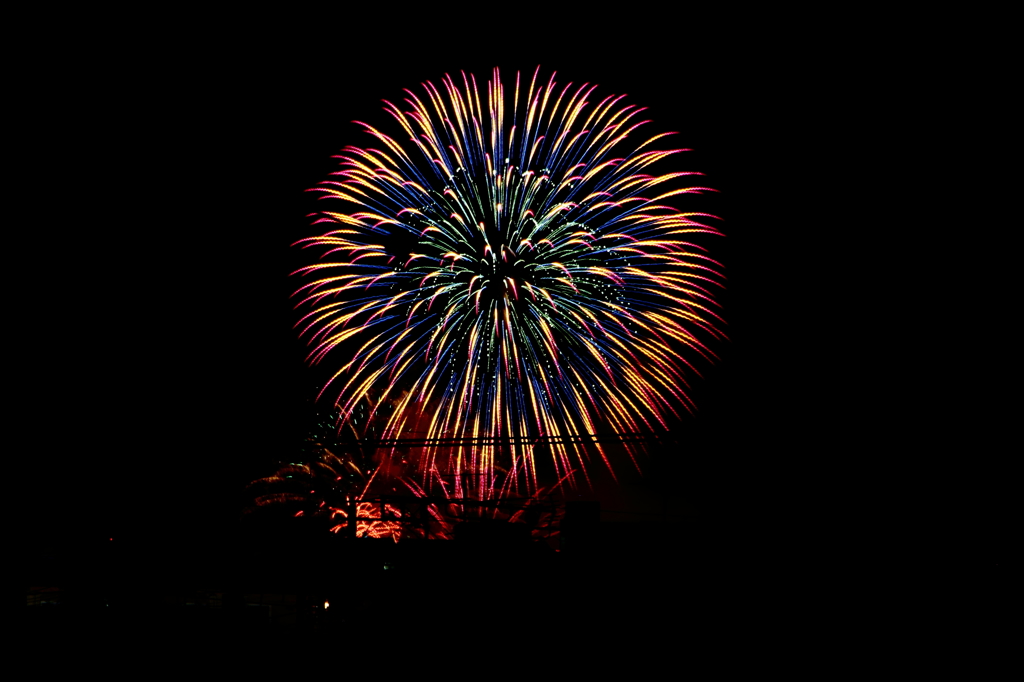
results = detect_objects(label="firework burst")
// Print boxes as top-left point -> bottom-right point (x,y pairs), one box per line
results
295,67 -> 724,498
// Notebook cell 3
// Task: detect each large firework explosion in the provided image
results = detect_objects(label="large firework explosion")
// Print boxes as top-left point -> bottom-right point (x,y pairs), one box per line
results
294,67 -> 724,500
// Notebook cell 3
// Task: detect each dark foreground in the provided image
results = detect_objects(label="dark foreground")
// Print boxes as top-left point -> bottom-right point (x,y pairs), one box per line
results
17,515 -> 1008,671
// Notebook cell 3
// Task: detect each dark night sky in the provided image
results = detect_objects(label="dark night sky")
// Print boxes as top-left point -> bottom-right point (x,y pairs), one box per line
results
20,16 -> 1008,584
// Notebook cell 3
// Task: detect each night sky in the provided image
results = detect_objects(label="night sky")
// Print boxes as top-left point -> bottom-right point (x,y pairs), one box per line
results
20,19 -> 1007,602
